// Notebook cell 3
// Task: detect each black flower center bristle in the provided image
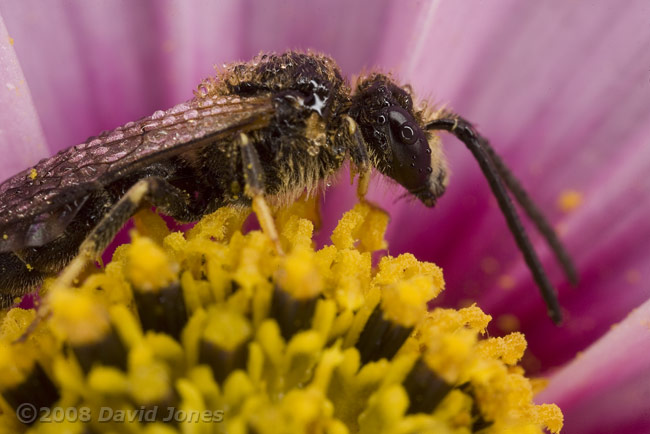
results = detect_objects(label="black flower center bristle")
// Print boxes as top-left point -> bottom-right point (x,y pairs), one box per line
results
270,285 -> 319,341
72,326 -> 128,374
402,358 -> 452,415
133,282 -> 188,341
1,363 -> 59,425
355,305 -> 412,364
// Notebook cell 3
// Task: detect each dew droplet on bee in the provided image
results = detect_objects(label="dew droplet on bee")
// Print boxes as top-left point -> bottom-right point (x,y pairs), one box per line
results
183,109 -> 199,121
169,103 -> 190,114
148,130 -> 168,143
68,154 -> 84,163
142,121 -> 160,131
91,147 -> 109,156
105,149 -> 128,163
151,110 -> 165,120
198,98 -> 214,108
178,132 -> 193,143
106,132 -> 124,142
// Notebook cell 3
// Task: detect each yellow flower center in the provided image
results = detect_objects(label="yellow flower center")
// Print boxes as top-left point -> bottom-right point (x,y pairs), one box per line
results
0,199 -> 562,433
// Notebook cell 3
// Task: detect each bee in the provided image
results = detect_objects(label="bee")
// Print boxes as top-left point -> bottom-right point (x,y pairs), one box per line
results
0,51 -> 576,323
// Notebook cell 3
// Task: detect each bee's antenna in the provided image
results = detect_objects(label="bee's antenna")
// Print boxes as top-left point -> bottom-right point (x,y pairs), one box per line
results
481,140 -> 578,285
426,116 -> 563,324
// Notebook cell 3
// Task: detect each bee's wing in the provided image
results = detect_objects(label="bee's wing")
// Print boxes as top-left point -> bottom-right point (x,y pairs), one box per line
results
0,94 -> 275,252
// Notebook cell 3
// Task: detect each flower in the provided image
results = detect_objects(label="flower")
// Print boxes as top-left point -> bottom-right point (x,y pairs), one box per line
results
0,1 -> 649,432
0,202 -> 562,432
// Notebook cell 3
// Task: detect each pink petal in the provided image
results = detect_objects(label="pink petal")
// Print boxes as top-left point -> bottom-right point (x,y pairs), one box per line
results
0,14 -> 47,181
0,1 -> 202,152
536,297 -> 650,434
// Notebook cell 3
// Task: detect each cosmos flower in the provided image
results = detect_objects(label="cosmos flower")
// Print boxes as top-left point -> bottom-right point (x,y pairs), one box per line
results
0,1 -> 648,433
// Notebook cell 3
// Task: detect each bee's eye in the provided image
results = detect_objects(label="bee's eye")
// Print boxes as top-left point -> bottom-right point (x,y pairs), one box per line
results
400,124 -> 416,144
377,114 -> 387,125
385,106 -> 422,146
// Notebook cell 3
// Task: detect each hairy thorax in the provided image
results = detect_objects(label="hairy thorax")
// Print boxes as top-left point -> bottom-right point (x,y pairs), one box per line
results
196,52 -> 353,207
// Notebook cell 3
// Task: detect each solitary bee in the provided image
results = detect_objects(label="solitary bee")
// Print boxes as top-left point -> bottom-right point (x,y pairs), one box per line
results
0,51 -> 576,323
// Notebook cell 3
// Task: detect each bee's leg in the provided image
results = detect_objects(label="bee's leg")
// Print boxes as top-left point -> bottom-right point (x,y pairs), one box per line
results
356,170 -> 371,202
16,177 -> 198,342
238,133 -> 284,255
0,252 -> 48,307
53,177 -> 203,290
342,116 -> 372,201
52,181 -> 146,291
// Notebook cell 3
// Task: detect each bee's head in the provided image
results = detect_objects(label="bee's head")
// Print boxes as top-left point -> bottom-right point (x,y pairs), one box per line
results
350,74 -> 448,207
